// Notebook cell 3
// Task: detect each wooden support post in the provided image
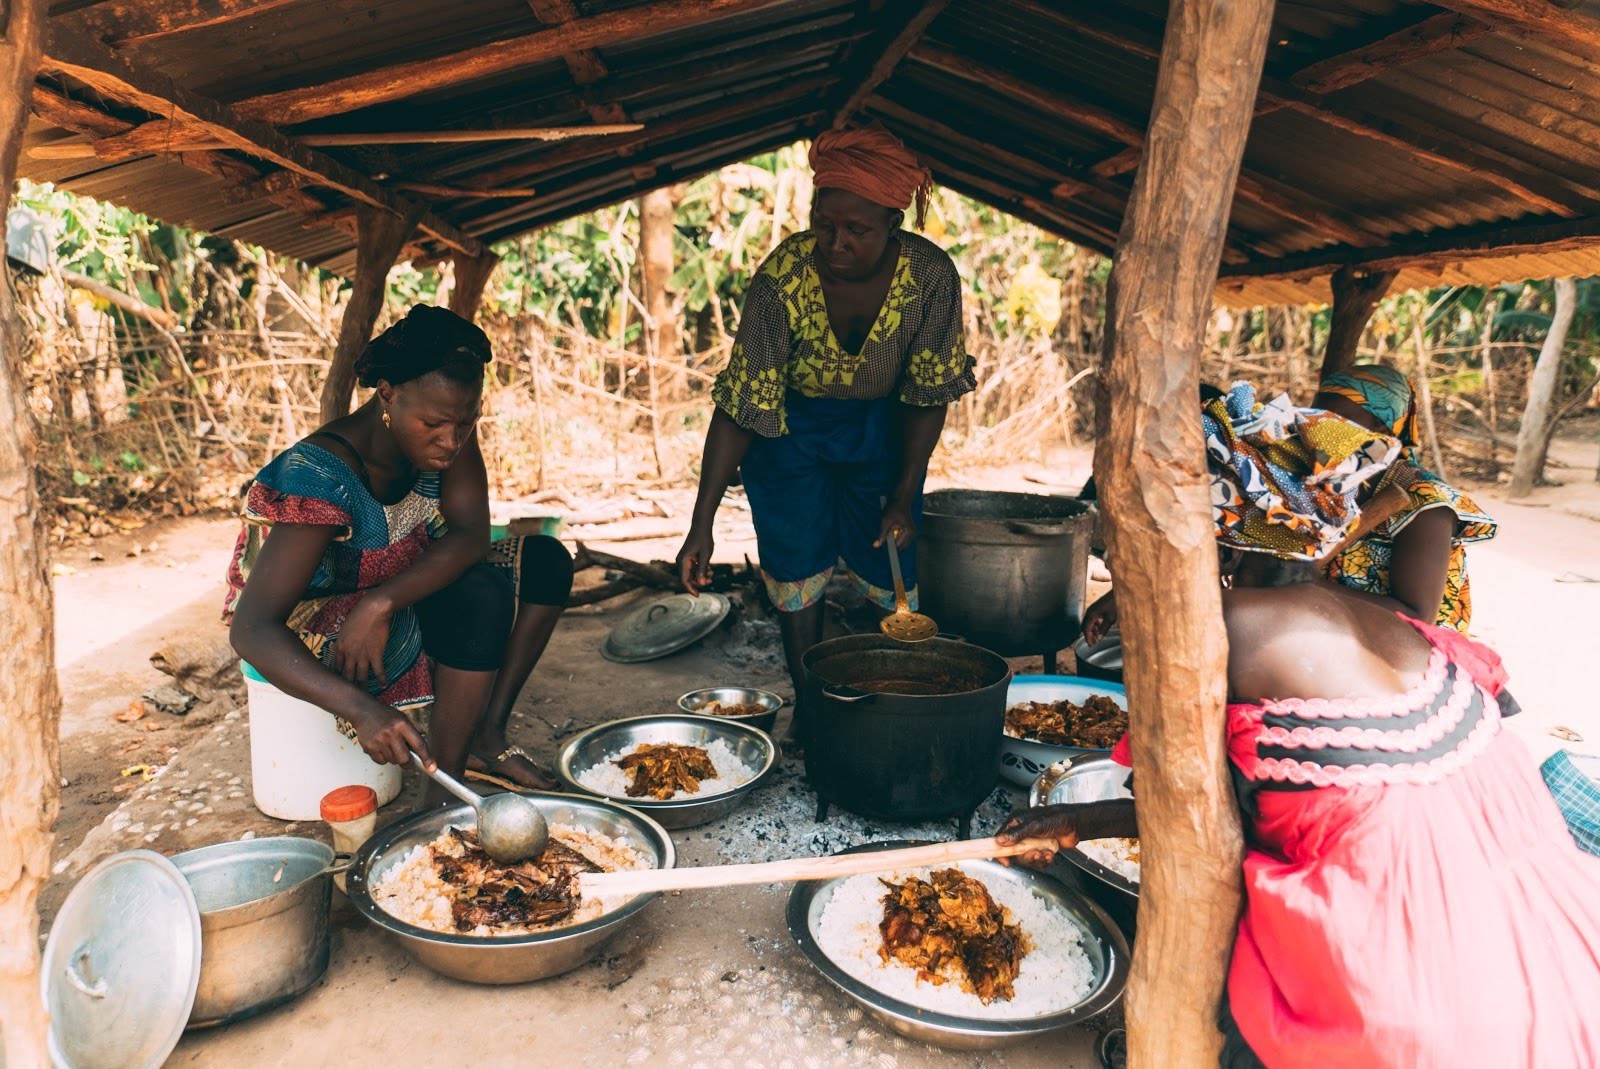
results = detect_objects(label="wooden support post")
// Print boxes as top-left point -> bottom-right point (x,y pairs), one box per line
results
447,250 -> 501,323
0,1 -> 60,1064
1095,0 -> 1269,1062
1319,266 -> 1396,382
321,204 -> 424,423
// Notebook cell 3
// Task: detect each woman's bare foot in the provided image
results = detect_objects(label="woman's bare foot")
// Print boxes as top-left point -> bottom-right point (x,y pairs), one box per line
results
466,742 -> 559,791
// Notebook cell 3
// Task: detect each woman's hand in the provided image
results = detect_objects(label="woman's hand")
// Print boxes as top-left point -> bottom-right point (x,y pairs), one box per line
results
1082,593 -> 1119,646
349,704 -> 434,769
332,593 -> 394,689
676,527 -> 715,594
996,805 -> 1083,867
875,501 -> 915,551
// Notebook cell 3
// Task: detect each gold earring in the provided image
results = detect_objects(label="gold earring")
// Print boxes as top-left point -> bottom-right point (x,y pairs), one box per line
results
381,409 -> 392,428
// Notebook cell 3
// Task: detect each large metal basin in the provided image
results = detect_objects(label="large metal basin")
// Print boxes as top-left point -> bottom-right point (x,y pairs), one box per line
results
170,836 -> 333,1029
788,841 -> 1129,1050
918,490 -> 1095,657
345,795 -> 674,984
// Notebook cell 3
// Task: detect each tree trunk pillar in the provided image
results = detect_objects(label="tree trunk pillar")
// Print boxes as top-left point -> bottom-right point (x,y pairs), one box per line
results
0,1 -> 61,1063
319,203 -> 423,423
639,188 -> 680,359
1319,265 -> 1397,383
1509,276 -> 1576,497
1095,0 -> 1271,1063
447,249 -> 500,324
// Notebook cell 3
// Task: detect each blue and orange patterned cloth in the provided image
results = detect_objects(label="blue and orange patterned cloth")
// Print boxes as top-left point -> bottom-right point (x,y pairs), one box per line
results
1202,382 -> 1399,561
223,441 -> 445,712
1318,365 -> 1496,631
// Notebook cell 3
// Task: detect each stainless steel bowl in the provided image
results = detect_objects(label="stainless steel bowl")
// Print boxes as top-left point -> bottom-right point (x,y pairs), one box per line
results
1030,754 -> 1140,901
557,714 -> 779,829
676,686 -> 784,733
788,841 -> 1129,1051
345,795 -> 674,984
999,676 -> 1128,787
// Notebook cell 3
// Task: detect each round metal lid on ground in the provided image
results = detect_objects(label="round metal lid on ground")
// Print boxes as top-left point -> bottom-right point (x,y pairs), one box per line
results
600,592 -> 730,663
42,849 -> 202,1069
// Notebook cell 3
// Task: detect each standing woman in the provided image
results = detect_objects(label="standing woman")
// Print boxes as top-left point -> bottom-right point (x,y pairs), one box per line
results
226,306 -> 574,802
676,129 -> 975,736
1313,365 -> 1495,631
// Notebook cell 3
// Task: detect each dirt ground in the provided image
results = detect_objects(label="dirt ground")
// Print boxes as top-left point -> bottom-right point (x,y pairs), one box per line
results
39,436 -> 1600,1068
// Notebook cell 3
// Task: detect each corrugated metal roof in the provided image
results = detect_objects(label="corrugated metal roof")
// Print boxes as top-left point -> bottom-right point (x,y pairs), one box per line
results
21,0 -> 1600,305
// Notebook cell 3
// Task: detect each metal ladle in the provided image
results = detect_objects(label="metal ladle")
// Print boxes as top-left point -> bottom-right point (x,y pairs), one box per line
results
879,532 -> 937,643
408,751 -> 549,863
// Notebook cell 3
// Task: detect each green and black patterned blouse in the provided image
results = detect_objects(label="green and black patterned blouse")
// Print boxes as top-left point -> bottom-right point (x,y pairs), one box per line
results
711,231 -> 975,437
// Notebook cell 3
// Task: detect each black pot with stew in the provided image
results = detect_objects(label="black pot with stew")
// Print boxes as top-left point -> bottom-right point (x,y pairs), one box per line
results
801,634 -> 1012,825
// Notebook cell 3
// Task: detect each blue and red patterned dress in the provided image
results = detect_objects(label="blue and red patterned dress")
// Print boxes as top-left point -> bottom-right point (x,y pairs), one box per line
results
223,441 -> 445,712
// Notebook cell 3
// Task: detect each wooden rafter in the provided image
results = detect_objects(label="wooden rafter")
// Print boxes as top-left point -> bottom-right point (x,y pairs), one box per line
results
32,84 -> 263,185
1424,0 -> 1600,53
462,73 -> 832,191
32,122 -> 644,161
908,45 -> 1386,248
38,25 -> 486,258
233,0 -> 787,126
71,0 -> 304,46
1017,0 -> 1586,216
831,0 -> 952,129
1218,208 -> 1600,279
1289,12 -> 1492,95
470,117 -> 817,244
526,0 -> 631,124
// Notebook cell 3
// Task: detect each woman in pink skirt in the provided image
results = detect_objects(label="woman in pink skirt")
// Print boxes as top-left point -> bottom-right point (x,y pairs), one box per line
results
1002,388 -> 1600,1067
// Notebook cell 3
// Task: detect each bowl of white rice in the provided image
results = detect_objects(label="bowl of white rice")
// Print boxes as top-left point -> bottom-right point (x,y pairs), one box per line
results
787,842 -> 1129,1050
556,714 -> 779,828
345,793 -> 673,984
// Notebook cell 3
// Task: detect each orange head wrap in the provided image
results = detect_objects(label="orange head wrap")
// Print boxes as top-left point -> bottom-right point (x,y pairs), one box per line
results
808,127 -> 933,229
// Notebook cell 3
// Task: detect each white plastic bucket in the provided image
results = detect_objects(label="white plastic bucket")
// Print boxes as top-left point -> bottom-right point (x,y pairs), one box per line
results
242,661 -> 401,821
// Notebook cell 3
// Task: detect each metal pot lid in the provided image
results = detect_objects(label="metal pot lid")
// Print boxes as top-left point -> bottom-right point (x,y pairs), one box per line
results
601,592 -> 729,663
42,849 -> 201,1069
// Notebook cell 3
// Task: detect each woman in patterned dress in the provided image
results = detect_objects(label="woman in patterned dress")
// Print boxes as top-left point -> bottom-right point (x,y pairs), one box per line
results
226,306 -> 573,801
675,128 -> 975,738
1313,364 -> 1495,631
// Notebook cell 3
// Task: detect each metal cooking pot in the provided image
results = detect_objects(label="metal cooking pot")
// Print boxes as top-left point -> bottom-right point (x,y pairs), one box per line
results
802,634 -> 1011,828
917,490 -> 1095,660
170,836 -> 338,1028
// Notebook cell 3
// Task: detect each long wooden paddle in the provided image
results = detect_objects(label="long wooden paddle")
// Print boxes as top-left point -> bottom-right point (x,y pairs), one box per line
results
576,835 -> 1060,899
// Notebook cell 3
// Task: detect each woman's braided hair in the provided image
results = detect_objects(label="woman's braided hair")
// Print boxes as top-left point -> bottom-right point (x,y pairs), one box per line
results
355,304 -> 491,389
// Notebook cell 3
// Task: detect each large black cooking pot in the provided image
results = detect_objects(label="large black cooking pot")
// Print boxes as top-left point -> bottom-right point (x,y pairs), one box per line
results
801,634 -> 1011,825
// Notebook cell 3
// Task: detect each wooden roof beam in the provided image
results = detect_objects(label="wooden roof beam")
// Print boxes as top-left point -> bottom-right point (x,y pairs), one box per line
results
71,0 -> 306,47
831,0 -> 952,129
1422,0 -> 1600,53
464,73 -> 833,190
1288,12 -> 1493,95
908,46 -> 1386,247
1023,2 -> 1587,216
39,25 -> 487,259
525,0 -> 631,124
234,0 -> 788,126
471,117 -> 816,243
1217,208 -> 1600,280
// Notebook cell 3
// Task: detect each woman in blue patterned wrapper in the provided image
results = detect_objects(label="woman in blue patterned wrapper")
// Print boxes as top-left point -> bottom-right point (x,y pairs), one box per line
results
674,129 -> 976,740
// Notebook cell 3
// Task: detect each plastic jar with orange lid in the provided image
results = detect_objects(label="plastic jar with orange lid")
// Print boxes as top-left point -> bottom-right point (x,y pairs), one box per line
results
320,785 -> 378,894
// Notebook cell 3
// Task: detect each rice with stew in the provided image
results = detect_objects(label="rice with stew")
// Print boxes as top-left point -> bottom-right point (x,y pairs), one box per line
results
814,863 -> 1095,1020
373,823 -> 649,937
577,738 -> 756,800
